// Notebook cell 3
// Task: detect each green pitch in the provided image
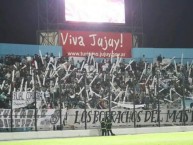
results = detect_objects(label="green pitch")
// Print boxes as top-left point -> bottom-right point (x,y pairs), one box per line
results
1,131 -> 193,145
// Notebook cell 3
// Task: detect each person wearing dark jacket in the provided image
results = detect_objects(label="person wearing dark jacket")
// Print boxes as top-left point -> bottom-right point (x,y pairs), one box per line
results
106,118 -> 115,136
100,118 -> 106,136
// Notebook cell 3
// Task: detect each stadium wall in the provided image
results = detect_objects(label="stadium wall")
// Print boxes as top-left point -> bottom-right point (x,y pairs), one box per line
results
0,43 -> 62,57
1,126 -> 193,141
132,47 -> 193,62
1,43 -> 193,61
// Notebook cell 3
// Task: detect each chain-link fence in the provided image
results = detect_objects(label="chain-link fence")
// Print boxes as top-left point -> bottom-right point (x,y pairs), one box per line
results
0,54 -> 193,132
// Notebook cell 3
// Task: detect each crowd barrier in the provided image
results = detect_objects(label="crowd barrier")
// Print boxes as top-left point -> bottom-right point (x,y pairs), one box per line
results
1,126 -> 193,141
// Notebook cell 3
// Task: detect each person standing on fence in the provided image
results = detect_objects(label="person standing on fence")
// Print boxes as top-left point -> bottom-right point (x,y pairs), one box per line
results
100,118 -> 106,136
106,118 -> 115,136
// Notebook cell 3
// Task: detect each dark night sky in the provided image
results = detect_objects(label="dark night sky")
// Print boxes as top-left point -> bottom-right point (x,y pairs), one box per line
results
143,0 -> 193,48
0,0 -> 193,48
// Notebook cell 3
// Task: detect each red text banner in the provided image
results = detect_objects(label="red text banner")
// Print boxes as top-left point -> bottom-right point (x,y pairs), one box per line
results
59,30 -> 132,58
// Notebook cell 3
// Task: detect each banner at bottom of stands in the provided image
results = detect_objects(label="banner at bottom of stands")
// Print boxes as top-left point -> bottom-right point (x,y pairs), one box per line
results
0,109 -> 193,129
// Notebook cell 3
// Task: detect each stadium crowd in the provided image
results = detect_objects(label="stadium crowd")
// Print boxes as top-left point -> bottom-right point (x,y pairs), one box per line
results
0,53 -> 193,110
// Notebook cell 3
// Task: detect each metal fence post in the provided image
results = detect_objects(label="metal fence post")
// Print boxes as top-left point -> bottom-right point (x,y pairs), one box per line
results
34,69 -> 37,131
59,76 -> 63,130
10,82 -> 13,132
84,72 -> 87,129
157,71 -> 160,127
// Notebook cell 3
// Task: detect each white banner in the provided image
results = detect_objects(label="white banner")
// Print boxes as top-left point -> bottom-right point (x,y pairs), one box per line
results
66,109 -> 193,128
0,109 -> 193,129
12,91 -> 46,109
0,109 -> 66,129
